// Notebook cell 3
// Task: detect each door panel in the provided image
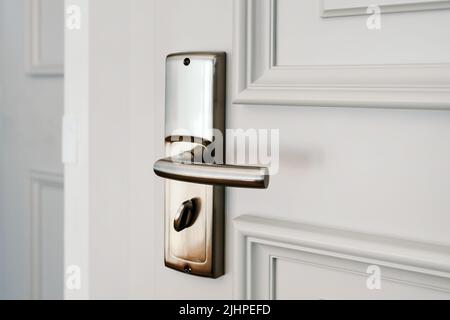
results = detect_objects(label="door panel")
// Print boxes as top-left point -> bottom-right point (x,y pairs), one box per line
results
233,0 -> 450,108
0,0 -> 64,299
278,0 -> 450,65
274,257 -> 450,300
234,216 -> 450,299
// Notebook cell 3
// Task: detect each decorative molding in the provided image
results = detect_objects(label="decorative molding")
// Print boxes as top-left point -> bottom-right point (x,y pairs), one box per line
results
26,0 -> 64,76
30,170 -> 63,300
320,0 -> 450,18
233,0 -> 450,109
233,215 -> 450,299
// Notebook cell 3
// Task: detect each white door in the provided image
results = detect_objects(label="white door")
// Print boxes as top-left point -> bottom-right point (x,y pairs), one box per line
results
0,0 -> 64,299
65,0 -> 450,299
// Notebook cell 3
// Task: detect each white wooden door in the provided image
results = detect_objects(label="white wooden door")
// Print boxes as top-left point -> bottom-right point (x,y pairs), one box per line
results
65,0 -> 450,299
0,0 -> 64,299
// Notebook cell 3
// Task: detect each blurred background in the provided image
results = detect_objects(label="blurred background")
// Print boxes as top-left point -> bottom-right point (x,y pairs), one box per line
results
0,0 -> 63,299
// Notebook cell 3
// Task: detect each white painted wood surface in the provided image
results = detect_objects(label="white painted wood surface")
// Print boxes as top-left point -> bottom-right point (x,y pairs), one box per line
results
64,0 -> 132,299
321,0 -> 450,17
234,215 -> 450,299
26,0 -> 64,75
64,0 -> 450,299
0,0 -> 64,299
233,0 -> 450,108
30,171 -> 63,299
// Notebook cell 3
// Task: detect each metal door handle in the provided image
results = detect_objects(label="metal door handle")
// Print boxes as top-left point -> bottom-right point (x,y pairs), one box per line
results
156,52 -> 270,278
154,146 -> 269,189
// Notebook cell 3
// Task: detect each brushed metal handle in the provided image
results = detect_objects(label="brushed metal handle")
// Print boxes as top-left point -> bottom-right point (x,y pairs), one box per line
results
153,145 -> 270,189
154,158 -> 269,189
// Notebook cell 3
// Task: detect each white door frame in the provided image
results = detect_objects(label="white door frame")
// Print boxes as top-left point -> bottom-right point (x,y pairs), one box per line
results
64,0 -> 150,299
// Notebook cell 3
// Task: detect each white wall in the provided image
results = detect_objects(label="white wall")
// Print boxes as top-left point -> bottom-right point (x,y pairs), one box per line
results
0,0 -> 63,299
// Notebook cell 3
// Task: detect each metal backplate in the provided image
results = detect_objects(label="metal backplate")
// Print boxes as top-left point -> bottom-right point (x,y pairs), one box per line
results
164,52 -> 225,277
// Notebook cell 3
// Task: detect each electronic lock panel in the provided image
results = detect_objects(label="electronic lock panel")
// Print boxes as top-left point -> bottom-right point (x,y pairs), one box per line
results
154,52 -> 269,278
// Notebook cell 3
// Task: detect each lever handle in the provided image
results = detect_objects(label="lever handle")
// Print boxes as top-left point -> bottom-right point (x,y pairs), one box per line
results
154,158 -> 269,189
153,145 -> 270,189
